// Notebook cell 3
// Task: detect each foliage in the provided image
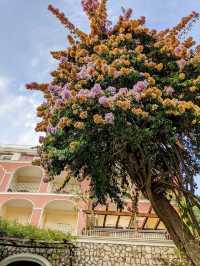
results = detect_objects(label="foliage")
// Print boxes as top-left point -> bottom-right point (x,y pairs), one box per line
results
161,249 -> 191,266
27,0 -> 200,262
0,218 -> 74,242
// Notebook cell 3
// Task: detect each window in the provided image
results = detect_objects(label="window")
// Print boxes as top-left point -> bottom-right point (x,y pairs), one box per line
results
0,153 -> 13,160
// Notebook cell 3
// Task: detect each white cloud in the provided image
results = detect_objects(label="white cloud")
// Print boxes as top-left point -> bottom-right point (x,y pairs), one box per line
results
0,75 -> 41,146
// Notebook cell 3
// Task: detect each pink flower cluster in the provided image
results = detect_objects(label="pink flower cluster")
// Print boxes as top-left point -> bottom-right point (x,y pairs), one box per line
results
122,8 -> 133,20
62,85 -> 72,99
77,62 -> 96,80
176,59 -> 187,71
105,112 -> 114,124
174,44 -> 185,56
46,125 -> 58,134
130,80 -> 149,102
81,0 -> 99,14
164,86 -> 174,95
99,96 -> 110,107
48,85 -> 62,95
90,84 -> 102,97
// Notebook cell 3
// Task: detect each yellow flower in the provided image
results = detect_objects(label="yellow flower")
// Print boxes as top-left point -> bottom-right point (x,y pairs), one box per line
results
148,77 -> 156,85
142,111 -> 149,119
108,66 -> 116,76
116,100 -> 131,110
179,73 -> 185,80
69,141 -> 79,152
74,121 -> 85,129
132,108 -> 143,115
142,87 -> 162,98
192,119 -> 197,125
126,33 -> 132,41
58,117 -> 72,129
189,86 -> 197,92
120,67 -> 130,76
97,75 -> 104,81
143,72 -> 151,78
80,111 -> 88,119
135,45 -> 144,54
94,44 -> 109,55
163,98 -> 177,108
178,104 -> 186,113
76,49 -> 88,58
155,63 -> 163,71
137,54 -> 146,62
93,114 -> 104,124
151,104 -> 159,111
73,109 -> 79,115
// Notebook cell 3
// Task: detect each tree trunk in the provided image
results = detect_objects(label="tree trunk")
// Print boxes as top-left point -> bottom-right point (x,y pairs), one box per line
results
125,157 -> 200,265
147,189 -> 200,266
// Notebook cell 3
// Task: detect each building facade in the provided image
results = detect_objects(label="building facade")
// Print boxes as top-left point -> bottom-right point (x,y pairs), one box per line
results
0,144 -> 167,240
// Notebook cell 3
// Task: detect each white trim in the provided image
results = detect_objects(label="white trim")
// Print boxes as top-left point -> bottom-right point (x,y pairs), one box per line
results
0,253 -> 51,266
0,192 -> 80,197
0,160 -> 33,163
77,236 -> 175,247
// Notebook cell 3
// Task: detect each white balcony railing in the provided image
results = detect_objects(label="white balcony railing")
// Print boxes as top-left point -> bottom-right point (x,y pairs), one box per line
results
47,223 -> 74,234
82,228 -> 170,240
9,183 -> 39,193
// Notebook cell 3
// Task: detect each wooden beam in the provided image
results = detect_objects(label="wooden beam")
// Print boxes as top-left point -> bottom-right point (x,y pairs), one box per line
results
141,206 -> 152,230
103,205 -> 109,227
115,209 -> 122,228
83,209 -> 158,218
154,219 -> 160,230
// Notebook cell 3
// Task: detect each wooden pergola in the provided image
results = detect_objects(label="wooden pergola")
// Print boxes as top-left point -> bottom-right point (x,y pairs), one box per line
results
84,203 -> 165,230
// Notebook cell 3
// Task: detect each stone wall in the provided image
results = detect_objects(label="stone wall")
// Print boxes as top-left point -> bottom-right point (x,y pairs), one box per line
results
0,237 -> 175,266
0,238 -> 74,266
73,239 -> 175,266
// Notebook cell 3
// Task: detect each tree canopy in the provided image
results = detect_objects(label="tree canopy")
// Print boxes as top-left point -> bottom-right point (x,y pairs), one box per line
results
27,1 -> 200,264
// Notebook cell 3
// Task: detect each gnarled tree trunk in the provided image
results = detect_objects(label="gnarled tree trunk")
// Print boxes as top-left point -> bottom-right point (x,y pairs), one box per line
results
147,190 -> 200,266
125,157 -> 200,266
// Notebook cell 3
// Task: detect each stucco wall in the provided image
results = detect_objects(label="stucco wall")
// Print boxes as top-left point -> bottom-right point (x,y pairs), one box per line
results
0,237 -> 175,266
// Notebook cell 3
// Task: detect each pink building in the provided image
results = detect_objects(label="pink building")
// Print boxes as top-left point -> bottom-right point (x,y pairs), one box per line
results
0,144 -> 167,240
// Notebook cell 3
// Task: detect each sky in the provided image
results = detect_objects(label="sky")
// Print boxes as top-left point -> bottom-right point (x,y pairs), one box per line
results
0,0 -> 200,146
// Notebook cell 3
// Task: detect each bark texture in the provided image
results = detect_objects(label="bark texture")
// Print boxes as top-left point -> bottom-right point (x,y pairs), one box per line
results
125,156 -> 200,266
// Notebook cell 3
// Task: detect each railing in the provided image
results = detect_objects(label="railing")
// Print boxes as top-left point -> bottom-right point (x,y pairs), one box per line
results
47,223 -> 74,234
82,228 -> 170,240
9,183 -> 39,193
50,183 -> 80,194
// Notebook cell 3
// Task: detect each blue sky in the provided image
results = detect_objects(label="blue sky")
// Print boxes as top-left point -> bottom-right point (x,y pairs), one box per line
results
0,0 -> 200,146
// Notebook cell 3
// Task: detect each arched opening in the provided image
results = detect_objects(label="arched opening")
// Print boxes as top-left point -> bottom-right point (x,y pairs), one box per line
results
8,166 -> 43,193
0,254 -> 51,266
41,200 -> 78,235
7,261 -> 40,266
0,199 -> 33,225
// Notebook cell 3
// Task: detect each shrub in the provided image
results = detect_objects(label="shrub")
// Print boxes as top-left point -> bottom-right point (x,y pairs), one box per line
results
0,218 -> 74,242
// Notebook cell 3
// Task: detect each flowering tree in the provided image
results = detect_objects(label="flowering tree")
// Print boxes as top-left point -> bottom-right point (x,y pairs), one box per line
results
27,1 -> 200,264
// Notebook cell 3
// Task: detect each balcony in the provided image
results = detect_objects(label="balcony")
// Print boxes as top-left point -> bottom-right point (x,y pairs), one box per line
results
8,166 -> 42,193
41,200 -> 78,235
82,228 -> 170,241
0,199 -> 33,225
9,182 -> 39,193
47,223 -> 74,234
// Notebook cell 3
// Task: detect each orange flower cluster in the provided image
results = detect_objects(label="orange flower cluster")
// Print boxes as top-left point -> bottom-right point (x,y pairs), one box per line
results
27,2 -> 200,139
